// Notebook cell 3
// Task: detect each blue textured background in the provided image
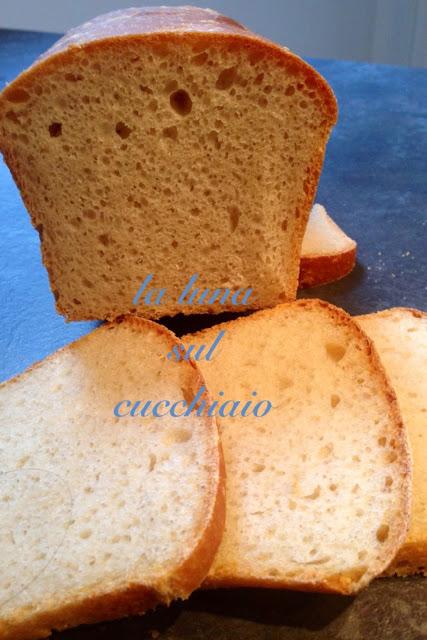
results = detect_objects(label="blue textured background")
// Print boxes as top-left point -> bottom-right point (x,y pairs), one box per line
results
0,29 -> 426,382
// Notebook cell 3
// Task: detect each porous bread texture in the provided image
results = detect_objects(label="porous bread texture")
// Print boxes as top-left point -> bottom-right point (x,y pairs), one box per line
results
0,316 -> 225,640
183,300 -> 411,594
357,307 -> 427,576
299,204 -> 357,288
0,6 -> 337,321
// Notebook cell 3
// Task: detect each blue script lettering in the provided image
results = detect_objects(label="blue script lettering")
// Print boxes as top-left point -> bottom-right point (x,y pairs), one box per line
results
167,330 -> 226,362
178,273 -> 254,306
133,274 -> 167,306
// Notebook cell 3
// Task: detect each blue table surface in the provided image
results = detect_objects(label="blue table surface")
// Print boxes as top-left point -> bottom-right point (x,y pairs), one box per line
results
0,28 -> 426,382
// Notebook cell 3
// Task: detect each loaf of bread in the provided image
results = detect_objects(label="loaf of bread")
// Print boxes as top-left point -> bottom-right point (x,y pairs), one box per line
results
183,300 -> 411,594
299,204 -> 357,288
0,6 -> 337,321
357,307 -> 426,576
0,317 -> 225,640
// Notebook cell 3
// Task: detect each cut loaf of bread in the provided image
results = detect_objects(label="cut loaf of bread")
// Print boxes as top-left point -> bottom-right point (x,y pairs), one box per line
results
0,6 -> 337,321
357,307 -> 427,576
299,204 -> 357,288
0,317 -> 225,640
183,300 -> 411,594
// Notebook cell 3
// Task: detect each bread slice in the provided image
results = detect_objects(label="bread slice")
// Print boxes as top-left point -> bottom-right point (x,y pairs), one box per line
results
299,204 -> 357,288
0,6 -> 337,321
183,300 -> 411,594
0,317 -> 225,640
357,308 -> 426,576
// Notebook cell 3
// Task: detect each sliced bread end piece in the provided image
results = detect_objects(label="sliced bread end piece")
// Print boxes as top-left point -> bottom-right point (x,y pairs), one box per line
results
0,7 -> 337,321
0,317 -> 225,640
357,307 -> 427,577
184,299 -> 411,594
299,204 -> 357,288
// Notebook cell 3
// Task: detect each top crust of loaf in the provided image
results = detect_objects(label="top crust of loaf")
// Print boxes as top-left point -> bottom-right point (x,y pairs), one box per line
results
5,6 -> 337,125
0,316 -> 225,640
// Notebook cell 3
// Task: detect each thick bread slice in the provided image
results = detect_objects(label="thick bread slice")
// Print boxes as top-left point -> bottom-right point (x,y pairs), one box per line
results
0,6 -> 337,321
183,300 -> 411,594
0,317 -> 225,640
299,204 -> 357,288
357,308 -> 427,576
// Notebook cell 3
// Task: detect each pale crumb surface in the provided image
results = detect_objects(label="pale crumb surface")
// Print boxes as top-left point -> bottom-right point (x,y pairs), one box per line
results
301,204 -> 356,257
0,318 -> 221,633
184,300 -> 410,592
358,308 -> 427,576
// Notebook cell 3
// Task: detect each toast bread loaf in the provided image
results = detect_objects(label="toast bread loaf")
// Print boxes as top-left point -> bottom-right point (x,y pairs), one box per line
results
0,317 -> 225,639
183,300 -> 411,594
299,204 -> 357,288
0,6 -> 337,321
357,307 -> 427,576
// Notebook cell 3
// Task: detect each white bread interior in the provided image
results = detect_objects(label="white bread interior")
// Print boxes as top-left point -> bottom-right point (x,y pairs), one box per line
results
358,307 -> 426,576
184,300 -> 411,594
0,317 -> 224,640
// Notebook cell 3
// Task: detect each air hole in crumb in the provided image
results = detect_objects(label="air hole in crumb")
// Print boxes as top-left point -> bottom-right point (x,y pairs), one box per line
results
65,73 -> 83,82
170,90 -> 192,116
216,66 -> 237,90
325,342 -> 347,362
80,529 -> 92,539
49,122 -> 62,137
171,240 -> 178,248
192,52 -> 208,65
207,130 -> 221,149
98,234 -> 110,246
378,436 -> 387,447
285,85 -> 295,96
73,298 -> 81,305
228,206 -> 240,232
6,88 -> 30,103
166,428 -> 192,444
163,125 -> 178,140
376,524 -> 389,543
280,376 -> 293,390
252,463 -> 265,473
385,476 -> 393,488
281,219 -> 288,231
330,394 -> 341,408
115,122 -> 131,139
148,454 -> 156,472
304,486 -> 320,500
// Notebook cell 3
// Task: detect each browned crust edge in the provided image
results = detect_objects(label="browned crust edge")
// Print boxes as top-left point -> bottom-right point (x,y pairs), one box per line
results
183,298 -> 412,595
357,307 -> 427,322
0,316 -> 226,640
299,246 -> 357,288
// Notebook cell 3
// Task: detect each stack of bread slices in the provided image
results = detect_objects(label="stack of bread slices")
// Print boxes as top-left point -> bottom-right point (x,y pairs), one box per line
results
0,6 -> 424,640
